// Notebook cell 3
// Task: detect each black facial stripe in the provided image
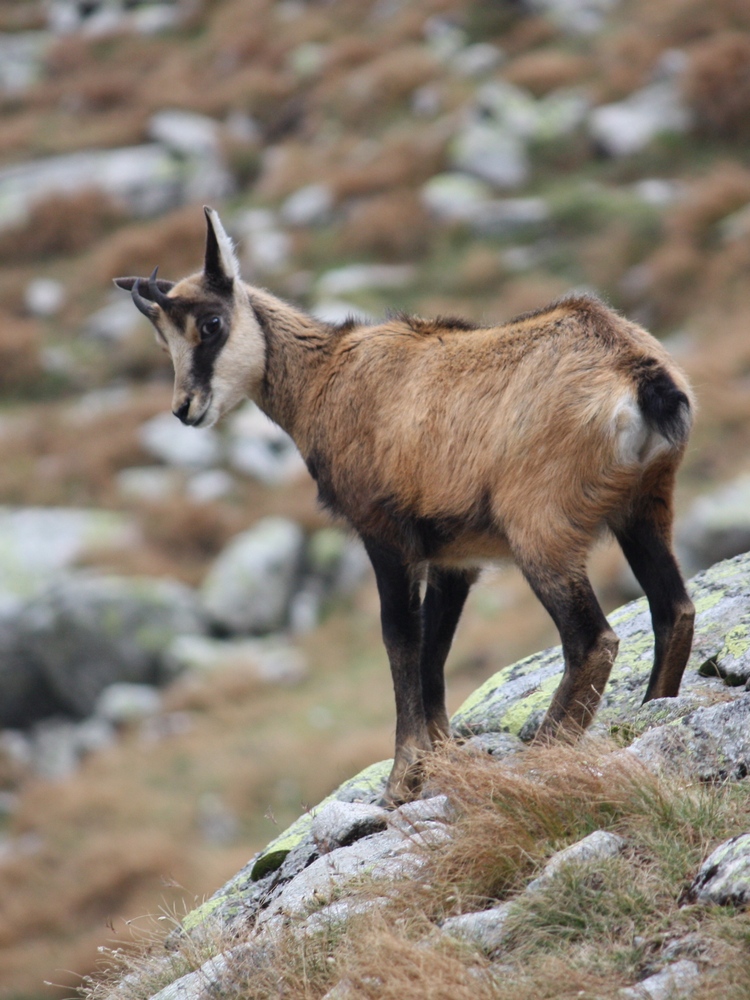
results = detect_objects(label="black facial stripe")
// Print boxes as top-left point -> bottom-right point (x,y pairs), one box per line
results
190,321 -> 230,392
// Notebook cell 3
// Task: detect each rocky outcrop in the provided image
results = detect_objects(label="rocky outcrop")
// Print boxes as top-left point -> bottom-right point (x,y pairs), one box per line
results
155,550 -> 750,1000
0,508 -> 365,745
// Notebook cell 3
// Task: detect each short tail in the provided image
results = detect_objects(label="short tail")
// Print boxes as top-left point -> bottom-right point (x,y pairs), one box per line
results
637,361 -> 692,446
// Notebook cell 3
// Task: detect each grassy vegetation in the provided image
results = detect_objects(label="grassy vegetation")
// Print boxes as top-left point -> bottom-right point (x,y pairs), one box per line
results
79,741 -> 750,1000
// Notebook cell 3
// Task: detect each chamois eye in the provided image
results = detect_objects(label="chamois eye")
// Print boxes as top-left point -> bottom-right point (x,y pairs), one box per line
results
199,315 -> 223,340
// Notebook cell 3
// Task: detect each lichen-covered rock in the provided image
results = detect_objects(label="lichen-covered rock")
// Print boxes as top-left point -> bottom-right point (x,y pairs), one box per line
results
687,834 -> 750,908
179,552 -> 750,960
442,829 -> 627,956
256,828 -> 424,927
182,760 -> 392,934
452,552 -> 750,741
627,694 -> 750,781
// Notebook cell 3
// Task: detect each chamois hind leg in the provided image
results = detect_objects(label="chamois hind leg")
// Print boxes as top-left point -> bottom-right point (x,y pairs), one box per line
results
612,489 -> 694,702
420,566 -> 478,745
519,559 -> 619,741
364,540 -> 429,806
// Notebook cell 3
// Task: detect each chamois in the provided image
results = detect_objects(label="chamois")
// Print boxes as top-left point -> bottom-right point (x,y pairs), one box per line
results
115,207 -> 695,806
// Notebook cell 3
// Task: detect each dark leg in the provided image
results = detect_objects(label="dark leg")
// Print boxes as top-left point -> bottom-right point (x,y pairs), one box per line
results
364,540 -> 428,805
420,566 -> 477,744
613,501 -> 694,702
519,561 -> 619,740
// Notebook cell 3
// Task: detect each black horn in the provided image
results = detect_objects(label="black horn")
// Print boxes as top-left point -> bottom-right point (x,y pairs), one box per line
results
147,267 -> 175,310
131,278 -> 158,320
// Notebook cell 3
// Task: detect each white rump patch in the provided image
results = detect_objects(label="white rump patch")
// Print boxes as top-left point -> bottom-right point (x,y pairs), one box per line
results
205,206 -> 241,281
611,392 -> 669,465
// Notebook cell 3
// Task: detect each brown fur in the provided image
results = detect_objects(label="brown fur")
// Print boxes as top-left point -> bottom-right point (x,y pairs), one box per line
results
256,293 -> 691,570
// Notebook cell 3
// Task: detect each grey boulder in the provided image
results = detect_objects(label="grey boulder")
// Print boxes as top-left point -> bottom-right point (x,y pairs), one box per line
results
17,574 -> 206,717
201,517 -> 305,635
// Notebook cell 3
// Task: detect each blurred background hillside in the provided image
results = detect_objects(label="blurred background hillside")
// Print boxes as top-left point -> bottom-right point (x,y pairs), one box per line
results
1,0 -> 750,996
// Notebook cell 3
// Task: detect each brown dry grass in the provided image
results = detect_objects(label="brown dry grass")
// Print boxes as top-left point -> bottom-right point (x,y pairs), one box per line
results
337,188 -> 435,261
636,162 -> 750,326
83,208 -> 210,291
684,32 -> 750,140
0,311 -> 44,394
503,50 -> 593,96
0,190 -> 125,265
79,740 -> 750,1000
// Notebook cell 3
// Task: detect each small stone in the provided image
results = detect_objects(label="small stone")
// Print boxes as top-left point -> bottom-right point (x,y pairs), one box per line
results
452,43 -> 503,78
311,801 -> 389,853
317,264 -> 415,298
85,299 -> 142,342
527,830 -> 626,891
688,834 -> 750,908
139,413 -> 223,469
618,960 -> 700,999
116,466 -> 183,502
167,635 -> 307,685
200,518 -> 305,635
450,123 -> 529,189
94,683 -> 162,725
389,794 -> 455,834
24,278 -> 66,318
226,403 -> 305,486
186,469 -> 234,503
421,172 -> 494,222
588,80 -> 691,158
148,109 -> 221,159
281,183 -> 334,227
441,903 -> 513,954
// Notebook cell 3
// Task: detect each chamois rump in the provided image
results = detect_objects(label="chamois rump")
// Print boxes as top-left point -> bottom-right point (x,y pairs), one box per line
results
116,207 -> 695,806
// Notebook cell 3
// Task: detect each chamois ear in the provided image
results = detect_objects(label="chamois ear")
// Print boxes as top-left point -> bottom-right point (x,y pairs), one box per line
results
203,206 -> 240,292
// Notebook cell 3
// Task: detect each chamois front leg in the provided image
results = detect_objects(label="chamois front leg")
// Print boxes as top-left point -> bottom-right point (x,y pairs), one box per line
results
520,561 -> 619,740
365,540 -> 429,806
420,566 -> 477,744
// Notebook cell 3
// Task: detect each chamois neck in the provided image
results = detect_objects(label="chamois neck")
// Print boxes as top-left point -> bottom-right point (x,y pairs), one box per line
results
249,286 -> 331,439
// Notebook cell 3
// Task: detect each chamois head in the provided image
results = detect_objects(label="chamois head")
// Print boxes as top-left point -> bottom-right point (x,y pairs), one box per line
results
114,207 -> 265,428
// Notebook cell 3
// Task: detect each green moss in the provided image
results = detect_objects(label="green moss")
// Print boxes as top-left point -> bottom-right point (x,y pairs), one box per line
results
250,759 -> 392,880
182,893 -> 236,933
693,590 -> 726,614
722,622 -> 750,660
500,674 -> 560,735
451,673 -> 505,719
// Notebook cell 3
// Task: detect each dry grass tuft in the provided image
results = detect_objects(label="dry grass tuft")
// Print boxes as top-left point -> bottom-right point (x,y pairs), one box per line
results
0,311 -> 44,394
0,189 -> 125,265
666,162 -> 750,245
684,32 -> 750,139
85,208 -> 209,290
78,738 -> 750,1000
337,188 -> 434,261
503,50 -> 593,97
